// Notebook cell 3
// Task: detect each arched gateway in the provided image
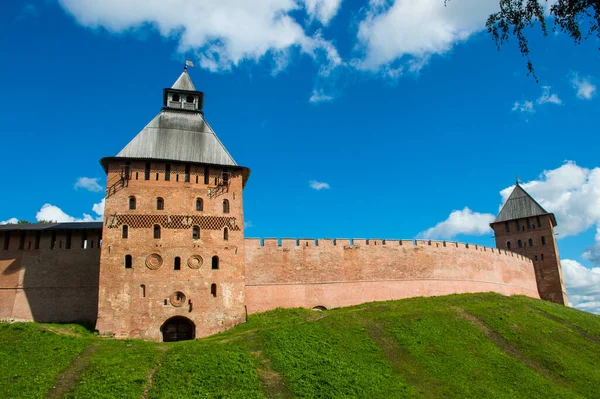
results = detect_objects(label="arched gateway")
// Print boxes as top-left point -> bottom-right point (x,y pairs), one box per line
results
161,317 -> 195,342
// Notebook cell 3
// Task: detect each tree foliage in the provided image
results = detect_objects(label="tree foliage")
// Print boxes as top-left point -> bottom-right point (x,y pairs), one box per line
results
486,0 -> 600,81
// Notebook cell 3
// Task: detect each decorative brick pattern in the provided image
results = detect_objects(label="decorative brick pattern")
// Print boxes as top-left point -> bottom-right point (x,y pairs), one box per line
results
107,214 -> 241,231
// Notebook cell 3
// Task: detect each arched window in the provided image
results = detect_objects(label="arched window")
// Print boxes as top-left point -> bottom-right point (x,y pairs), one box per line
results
223,227 -> 229,241
186,95 -> 194,103
212,256 -> 219,270
211,283 -> 217,297
129,196 -> 136,210
153,225 -> 161,239
122,225 -> 129,239
172,94 -> 180,102
140,284 -> 146,298
196,198 -> 203,211
541,236 -> 546,246
506,241 -> 511,249
192,226 -> 200,240
518,240 -> 522,248
157,197 -> 164,210
125,254 -> 132,269
174,257 -> 181,270
223,199 -> 230,214
528,238 -> 533,247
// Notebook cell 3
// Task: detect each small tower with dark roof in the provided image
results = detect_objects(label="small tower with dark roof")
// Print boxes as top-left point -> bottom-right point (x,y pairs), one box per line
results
96,67 -> 250,341
490,182 -> 568,305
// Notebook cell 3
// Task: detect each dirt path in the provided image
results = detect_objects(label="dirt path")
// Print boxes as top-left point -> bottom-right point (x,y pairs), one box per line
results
141,346 -> 169,399
531,307 -> 600,346
45,344 -> 97,399
245,334 -> 293,399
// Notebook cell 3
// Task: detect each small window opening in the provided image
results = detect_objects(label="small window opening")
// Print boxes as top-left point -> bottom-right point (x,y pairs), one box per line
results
223,227 -> 229,241
186,95 -> 194,103
537,216 -> 542,227
140,284 -> 146,298
90,240 -> 94,248
223,199 -> 230,214
535,255 -> 538,261
174,257 -> 181,271
34,231 -> 41,250
165,164 -> 171,181
59,240 -> 62,249
527,219 -> 531,229
196,198 -> 203,211
507,241 -> 511,249
156,172 -> 159,181
196,175 -> 198,184
176,174 -> 179,182
185,165 -> 190,183
212,256 -> 219,270
192,226 -> 200,240
81,231 -> 87,249
135,172 -> 139,180
2,232 -> 9,250
211,283 -> 217,297
125,254 -> 132,269
505,222 -> 510,233
154,225 -> 161,239
518,240 -> 523,248
65,231 -> 73,249
122,225 -> 129,239
145,163 -> 151,180
541,236 -> 546,246
529,238 -> 533,247
19,232 -> 26,250
157,197 -> 164,210
204,166 -> 209,184
516,220 -> 520,231
222,170 -> 229,185
27,241 -> 31,250
129,196 -> 136,210
50,231 -> 56,250
541,254 -> 544,260
172,94 -> 180,102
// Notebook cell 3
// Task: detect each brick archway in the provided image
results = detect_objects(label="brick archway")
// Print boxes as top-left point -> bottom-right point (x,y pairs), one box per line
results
161,316 -> 195,342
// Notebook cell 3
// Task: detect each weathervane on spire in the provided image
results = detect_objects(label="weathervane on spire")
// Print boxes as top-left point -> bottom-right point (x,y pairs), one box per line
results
516,174 -> 522,185
184,58 -> 194,71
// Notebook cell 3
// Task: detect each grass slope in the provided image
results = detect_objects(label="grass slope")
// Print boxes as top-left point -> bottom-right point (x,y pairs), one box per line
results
1,293 -> 599,398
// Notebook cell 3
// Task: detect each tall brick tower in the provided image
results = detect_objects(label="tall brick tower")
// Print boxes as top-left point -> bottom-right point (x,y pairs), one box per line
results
490,182 -> 568,305
96,67 -> 250,341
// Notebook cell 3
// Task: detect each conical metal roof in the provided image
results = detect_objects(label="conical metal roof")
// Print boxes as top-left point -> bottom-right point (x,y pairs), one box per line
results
494,184 -> 556,225
171,70 -> 196,91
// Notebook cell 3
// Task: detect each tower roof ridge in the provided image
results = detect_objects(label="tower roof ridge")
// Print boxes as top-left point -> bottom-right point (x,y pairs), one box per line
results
171,70 -> 196,91
494,184 -> 556,225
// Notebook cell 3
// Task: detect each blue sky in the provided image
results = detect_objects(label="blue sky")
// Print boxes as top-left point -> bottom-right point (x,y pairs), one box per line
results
1,1 -> 599,312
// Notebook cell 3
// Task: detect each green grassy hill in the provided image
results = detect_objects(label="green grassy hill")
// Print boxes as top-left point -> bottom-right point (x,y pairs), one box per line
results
2,293 -> 600,398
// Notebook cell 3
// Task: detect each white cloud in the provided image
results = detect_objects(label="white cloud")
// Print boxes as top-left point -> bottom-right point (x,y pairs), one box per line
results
537,86 -> 562,105
571,73 -> 597,100
309,180 -> 330,190
355,0 -> 499,72
58,0 -> 342,74
512,100 -> 534,113
562,259 -> 600,314
419,207 -> 495,239
74,177 -> 103,192
309,89 -> 334,103
245,220 -> 254,229
0,218 -> 19,225
35,198 -> 105,223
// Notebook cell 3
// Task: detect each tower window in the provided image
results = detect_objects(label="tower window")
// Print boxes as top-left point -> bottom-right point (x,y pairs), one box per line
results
129,196 -> 136,210
224,227 -> 229,241
541,236 -> 546,246
185,165 -> 190,183
518,240 -> 522,248
172,94 -> 180,102
125,254 -> 132,269
204,166 -> 209,184
145,163 -> 151,180
515,220 -> 520,231
211,283 -> 217,297
153,225 -> 161,239
34,231 -> 41,250
223,199 -> 230,214
196,198 -> 203,211
529,238 -> 533,247
2,232 -> 9,250
507,241 -> 511,249
186,95 -> 194,103
212,256 -> 219,270
19,232 -> 26,250
165,164 -> 171,181
50,231 -> 56,250
541,254 -> 544,260
505,222 -> 510,233
192,226 -> 200,240
157,197 -> 164,210
140,284 -> 146,298
535,255 -> 538,261
174,257 -> 181,271
526,219 -> 531,229
537,216 -> 542,227
81,231 -> 87,249
122,225 -> 129,239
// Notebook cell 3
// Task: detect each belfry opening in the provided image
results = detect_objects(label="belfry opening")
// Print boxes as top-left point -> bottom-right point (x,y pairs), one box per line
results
161,316 -> 195,342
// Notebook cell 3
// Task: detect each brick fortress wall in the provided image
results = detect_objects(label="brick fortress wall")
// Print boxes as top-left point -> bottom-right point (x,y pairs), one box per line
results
244,238 -> 539,314
0,229 -> 101,323
96,161 -> 246,341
